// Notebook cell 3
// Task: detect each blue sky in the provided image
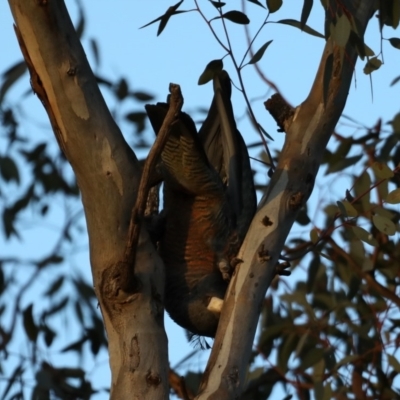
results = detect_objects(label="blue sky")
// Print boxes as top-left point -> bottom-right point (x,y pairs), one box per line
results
1,1 -> 400,399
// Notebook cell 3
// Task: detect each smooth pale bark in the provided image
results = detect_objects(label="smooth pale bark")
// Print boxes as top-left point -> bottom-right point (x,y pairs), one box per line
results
197,2 -> 376,399
7,1 -> 168,399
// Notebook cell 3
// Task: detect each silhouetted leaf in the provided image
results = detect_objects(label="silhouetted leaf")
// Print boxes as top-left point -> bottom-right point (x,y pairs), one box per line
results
210,1 -> 226,8
267,0 -> 282,13
248,40 -> 273,64
89,38 -> 100,66
140,1 -> 187,36
389,37 -> 400,49
0,60 -> 27,104
37,254 -> 64,269
301,0 -> 313,29
131,91 -> 154,101
115,78 -> 129,100
277,19 -> 324,38
43,325 -> 56,347
1,364 -> 24,399
198,59 -> 223,85
0,156 -> 20,184
23,304 -> 38,342
247,0 -> 265,8
220,10 -> 250,24
44,276 -> 64,297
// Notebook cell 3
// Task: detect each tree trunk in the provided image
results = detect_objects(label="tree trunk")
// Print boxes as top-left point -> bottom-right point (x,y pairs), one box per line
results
7,1 -> 168,398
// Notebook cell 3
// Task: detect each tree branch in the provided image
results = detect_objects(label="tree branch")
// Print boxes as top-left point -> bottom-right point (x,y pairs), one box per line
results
125,84 -> 183,276
197,2 -> 376,399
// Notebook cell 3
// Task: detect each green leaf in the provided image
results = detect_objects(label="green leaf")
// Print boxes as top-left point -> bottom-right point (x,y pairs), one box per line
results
371,161 -> 394,179
334,354 -> 360,370
386,188 -> 400,204
363,57 -> 382,74
391,112 -> 400,133
372,214 -> 396,235
220,10 -> 250,24
351,226 -> 378,246
198,59 -> 223,85
326,154 -> 363,174
306,255 -> 320,293
300,348 -> 325,371
337,200 -> 358,218
301,0 -> 313,30
0,156 -> 20,184
310,227 -> 319,244
278,333 -> 297,372
277,19 -> 324,38
248,40 -> 273,64
267,0 -> 282,13
388,354 -> 400,373
389,37 -> 400,49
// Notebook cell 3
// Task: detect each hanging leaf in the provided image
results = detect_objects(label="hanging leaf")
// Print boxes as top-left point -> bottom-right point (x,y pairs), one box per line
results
89,38 -> 100,66
363,57 -> 382,74
351,226 -> 378,246
198,59 -> 223,85
386,189 -> 400,204
0,156 -> 20,184
139,1 -> 188,36
210,1 -> 226,8
310,227 -> 319,244
337,201 -> 358,218
372,214 -> 396,235
267,0 -> 283,13
371,161 -> 393,179
247,0 -> 265,8
220,10 -> 250,24
389,37 -> 400,49
300,0 -> 313,29
130,91 -> 154,102
248,40 -> 273,64
277,19 -> 324,38
0,60 -> 27,104
23,304 -> 38,342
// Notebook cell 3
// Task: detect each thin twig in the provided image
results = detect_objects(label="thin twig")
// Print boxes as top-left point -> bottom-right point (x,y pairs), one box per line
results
124,83 -> 183,270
